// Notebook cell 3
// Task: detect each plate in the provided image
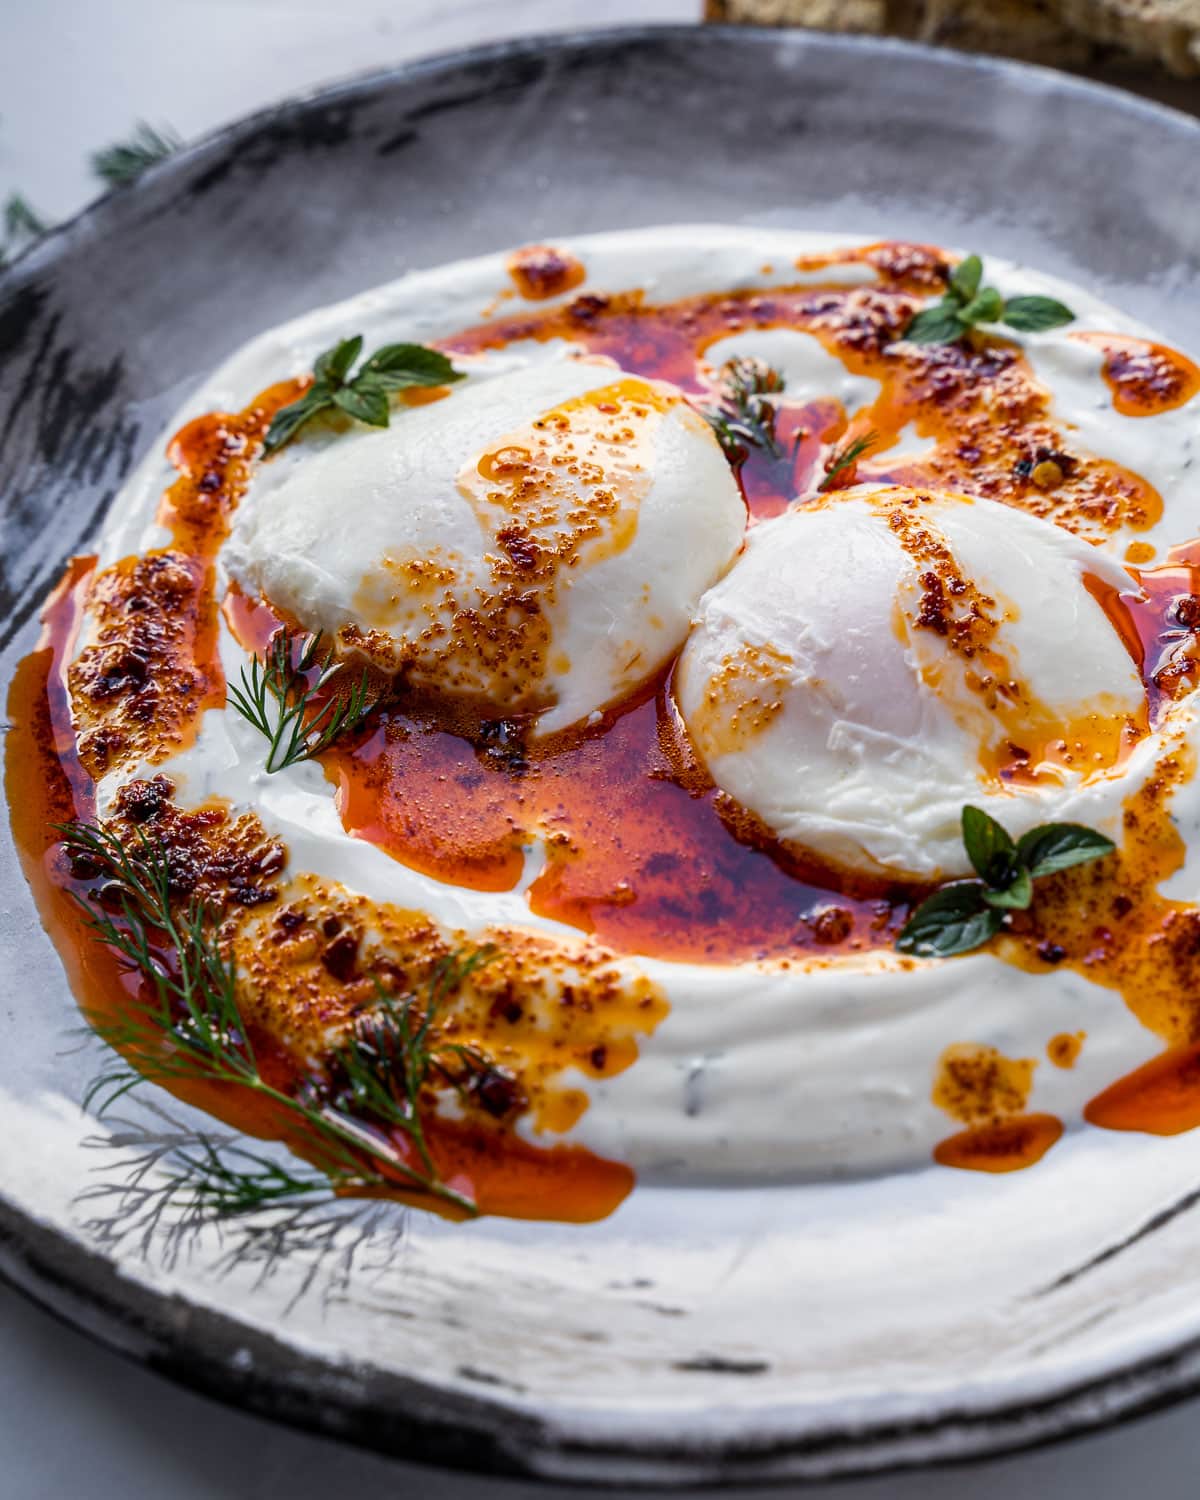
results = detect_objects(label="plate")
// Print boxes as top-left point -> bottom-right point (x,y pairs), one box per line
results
3,25 -> 1200,1487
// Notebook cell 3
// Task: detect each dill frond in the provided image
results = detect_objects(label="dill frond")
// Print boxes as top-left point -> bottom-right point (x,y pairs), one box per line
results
91,122 -> 181,188
226,627 -> 375,773
703,357 -> 785,462
59,820 -> 492,1218
818,430 -> 879,493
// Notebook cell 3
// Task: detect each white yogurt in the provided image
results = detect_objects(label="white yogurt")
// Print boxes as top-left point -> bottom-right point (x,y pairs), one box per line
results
83,227 -> 1200,1183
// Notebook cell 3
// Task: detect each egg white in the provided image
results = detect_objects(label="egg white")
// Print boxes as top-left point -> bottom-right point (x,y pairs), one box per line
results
676,487 -> 1155,880
224,358 -> 745,735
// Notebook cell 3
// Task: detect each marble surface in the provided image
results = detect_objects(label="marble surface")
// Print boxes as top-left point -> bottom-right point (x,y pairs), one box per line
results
3,2 -> 1200,1496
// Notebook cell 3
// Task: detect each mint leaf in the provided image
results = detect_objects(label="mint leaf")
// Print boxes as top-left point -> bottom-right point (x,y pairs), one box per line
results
262,390 -> 333,456
961,286 -> 1003,324
1001,295 -> 1075,333
333,383 -> 389,427
1015,823 -> 1115,878
896,803 -> 1112,959
896,882 -> 1003,958
949,254 -> 982,303
961,805 -> 1016,883
904,302 -> 966,345
314,335 -> 363,385
982,864 -> 1033,910
358,343 -> 462,389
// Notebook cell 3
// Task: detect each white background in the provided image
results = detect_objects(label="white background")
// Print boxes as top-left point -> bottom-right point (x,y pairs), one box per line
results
2,2 -> 1200,1495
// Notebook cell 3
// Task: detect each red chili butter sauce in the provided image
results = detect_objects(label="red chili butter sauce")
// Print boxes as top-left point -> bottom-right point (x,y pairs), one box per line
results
1086,1044 -> 1200,1135
1073,333 -> 1200,418
930,1042 -> 1063,1172
67,377 -> 306,782
1088,538 -> 1200,722
935,1117 -> 1064,1173
446,241 -> 1163,545
506,244 -> 586,301
982,538 -> 1200,1150
12,241 -> 1200,1201
7,382 -> 634,1223
223,583 -> 914,963
7,569 -> 633,1223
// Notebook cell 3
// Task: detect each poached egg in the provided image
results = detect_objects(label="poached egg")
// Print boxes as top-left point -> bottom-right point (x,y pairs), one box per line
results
226,358 -> 746,735
676,485 -> 1149,879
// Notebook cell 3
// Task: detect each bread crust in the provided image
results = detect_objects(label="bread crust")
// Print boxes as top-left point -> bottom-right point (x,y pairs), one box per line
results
704,0 -> 1200,76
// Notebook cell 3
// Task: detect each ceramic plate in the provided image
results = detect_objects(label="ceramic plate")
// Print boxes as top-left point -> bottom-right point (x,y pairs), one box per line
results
3,25 -> 1200,1487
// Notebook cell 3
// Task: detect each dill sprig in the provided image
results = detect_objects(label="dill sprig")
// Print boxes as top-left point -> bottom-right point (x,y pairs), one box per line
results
159,1137 -> 333,1217
4,192 -> 47,241
91,122 -> 181,188
818,429 -> 879,493
703,357 -> 785,462
60,822 -> 253,1111
0,191 -> 49,267
58,819 -> 493,1217
227,627 -> 375,773
78,1109 -> 411,1306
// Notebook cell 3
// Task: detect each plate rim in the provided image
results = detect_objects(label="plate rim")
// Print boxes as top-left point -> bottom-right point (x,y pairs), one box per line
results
4,21 -> 1198,294
4,22 -> 1200,1486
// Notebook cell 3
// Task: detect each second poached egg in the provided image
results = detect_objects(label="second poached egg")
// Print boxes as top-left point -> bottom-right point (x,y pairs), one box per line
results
676,486 -> 1150,880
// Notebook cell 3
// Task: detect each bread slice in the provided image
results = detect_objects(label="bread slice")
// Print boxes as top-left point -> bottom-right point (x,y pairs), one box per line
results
1057,0 -> 1200,74
704,0 -> 888,30
902,0 -> 1096,64
704,0 -> 1200,75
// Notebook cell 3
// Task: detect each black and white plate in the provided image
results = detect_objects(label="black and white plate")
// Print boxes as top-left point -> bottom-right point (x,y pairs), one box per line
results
3,26 -> 1200,1487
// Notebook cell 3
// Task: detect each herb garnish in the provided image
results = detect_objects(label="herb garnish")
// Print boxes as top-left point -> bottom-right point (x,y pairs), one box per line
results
896,805 -> 1115,958
77,1107 -> 418,1307
263,335 -> 464,456
903,255 -> 1075,345
703,357 -> 785,462
0,192 -> 48,267
227,627 -> 376,774
59,819 -> 496,1217
91,122 -> 181,188
1,121 -> 188,267
160,1137 -> 336,1218
818,429 -> 879,492
4,192 -> 47,241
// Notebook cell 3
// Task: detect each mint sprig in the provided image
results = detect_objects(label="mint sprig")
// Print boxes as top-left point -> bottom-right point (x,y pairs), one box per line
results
263,335 -> 464,456
902,254 -> 1074,346
896,805 -> 1114,958
893,882 -> 1005,957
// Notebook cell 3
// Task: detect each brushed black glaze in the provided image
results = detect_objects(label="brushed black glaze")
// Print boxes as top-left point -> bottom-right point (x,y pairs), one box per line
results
1034,1183 -> 1200,1297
